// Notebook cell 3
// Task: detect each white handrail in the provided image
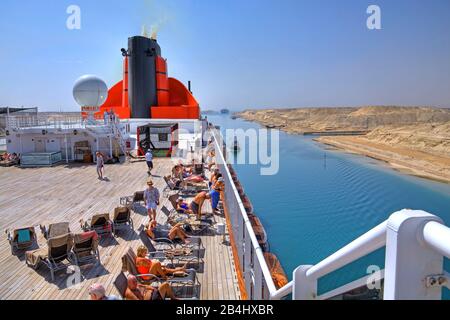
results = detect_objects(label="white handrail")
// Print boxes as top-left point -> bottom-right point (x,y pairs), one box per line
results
422,221 -> 450,259
305,221 -> 387,280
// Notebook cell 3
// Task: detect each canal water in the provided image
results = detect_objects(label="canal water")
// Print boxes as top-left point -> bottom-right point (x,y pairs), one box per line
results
207,114 -> 450,298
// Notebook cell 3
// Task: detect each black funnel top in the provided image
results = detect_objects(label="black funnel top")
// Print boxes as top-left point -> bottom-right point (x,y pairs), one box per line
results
128,36 -> 161,119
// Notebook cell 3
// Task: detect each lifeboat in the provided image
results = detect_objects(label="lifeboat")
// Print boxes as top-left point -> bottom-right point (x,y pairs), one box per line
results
240,194 -> 254,214
248,213 -> 269,252
234,180 -> 245,197
264,252 -> 289,289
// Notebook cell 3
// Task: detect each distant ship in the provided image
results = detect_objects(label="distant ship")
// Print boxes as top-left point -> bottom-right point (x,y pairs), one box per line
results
220,109 -> 230,114
233,137 -> 240,152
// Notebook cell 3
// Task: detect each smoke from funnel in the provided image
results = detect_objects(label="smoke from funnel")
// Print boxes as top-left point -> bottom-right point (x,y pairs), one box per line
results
141,25 -> 149,38
150,26 -> 157,40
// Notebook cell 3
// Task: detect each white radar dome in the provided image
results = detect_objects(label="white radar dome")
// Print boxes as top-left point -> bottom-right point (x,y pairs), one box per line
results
73,75 -> 108,107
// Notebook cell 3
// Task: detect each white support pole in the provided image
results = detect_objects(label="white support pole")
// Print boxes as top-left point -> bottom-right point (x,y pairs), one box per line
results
109,135 -> 113,159
19,133 -> 22,154
293,265 -> 316,300
64,134 -> 68,163
384,209 -> 444,300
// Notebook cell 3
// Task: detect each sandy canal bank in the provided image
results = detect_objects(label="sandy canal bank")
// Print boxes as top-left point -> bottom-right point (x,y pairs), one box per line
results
236,107 -> 450,183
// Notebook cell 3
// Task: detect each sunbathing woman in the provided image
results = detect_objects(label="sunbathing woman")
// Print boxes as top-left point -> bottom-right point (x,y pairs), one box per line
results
177,198 -> 193,215
145,220 -> 190,243
135,245 -> 186,281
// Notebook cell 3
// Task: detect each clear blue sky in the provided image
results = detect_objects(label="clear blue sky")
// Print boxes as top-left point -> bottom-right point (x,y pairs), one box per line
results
1,0 -> 449,111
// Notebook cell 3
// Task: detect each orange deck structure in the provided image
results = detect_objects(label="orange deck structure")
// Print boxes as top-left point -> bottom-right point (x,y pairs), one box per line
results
93,52 -> 200,120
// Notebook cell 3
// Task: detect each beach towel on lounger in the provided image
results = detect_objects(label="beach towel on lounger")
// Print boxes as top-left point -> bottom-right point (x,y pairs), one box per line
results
26,247 -> 48,269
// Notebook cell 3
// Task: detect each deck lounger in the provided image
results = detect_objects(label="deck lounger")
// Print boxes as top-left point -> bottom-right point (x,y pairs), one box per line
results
168,194 -> 182,214
41,222 -> 70,240
114,272 -> 198,300
161,206 -> 210,236
168,192 -> 215,222
163,176 -> 181,195
113,207 -> 134,235
140,224 -> 204,252
73,231 -> 100,265
81,213 -> 113,238
26,233 -> 76,281
6,227 -> 37,254
140,230 -> 201,268
163,176 -> 199,197
121,247 -> 199,297
113,272 -> 129,299
120,191 -> 144,211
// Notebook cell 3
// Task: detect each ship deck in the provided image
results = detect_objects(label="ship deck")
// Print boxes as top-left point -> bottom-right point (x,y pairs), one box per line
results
0,158 -> 240,300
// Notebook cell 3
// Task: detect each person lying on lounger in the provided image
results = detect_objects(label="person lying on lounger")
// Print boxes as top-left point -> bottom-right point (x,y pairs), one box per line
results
125,274 -> 177,300
171,165 -> 205,187
135,245 -> 187,280
145,220 -> 190,243
206,150 -> 216,170
177,198 -> 193,215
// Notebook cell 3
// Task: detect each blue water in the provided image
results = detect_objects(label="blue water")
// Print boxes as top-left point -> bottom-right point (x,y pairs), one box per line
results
207,114 -> 450,298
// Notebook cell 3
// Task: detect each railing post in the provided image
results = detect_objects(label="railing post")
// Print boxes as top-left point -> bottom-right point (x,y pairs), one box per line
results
293,265 -> 316,300
384,209 -> 444,300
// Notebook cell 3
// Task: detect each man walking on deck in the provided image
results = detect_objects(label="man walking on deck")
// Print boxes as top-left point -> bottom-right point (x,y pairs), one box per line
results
144,179 -> 160,221
145,149 -> 153,176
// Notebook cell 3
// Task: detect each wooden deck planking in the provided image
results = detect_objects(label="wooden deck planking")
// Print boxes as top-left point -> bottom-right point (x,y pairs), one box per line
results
0,159 -> 240,300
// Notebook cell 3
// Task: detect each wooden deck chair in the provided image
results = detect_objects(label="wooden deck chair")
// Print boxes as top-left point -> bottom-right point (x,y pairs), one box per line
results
113,207 -> 134,235
26,233 -> 76,281
72,231 -> 100,265
81,213 -> 113,238
6,227 -> 37,254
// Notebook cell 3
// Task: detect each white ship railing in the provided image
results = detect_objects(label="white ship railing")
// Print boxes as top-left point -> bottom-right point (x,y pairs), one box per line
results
6,113 -> 88,130
211,129 -> 294,300
211,129 -> 450,300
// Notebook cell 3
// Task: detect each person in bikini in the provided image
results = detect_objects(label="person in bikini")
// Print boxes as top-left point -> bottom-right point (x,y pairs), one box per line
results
124,274 -> 177,301
176,198 -> 193,215
135,245 -> 187,281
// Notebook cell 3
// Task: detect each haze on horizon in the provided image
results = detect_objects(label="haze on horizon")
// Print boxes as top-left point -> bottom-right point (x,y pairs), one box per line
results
0,0 -> 449,112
